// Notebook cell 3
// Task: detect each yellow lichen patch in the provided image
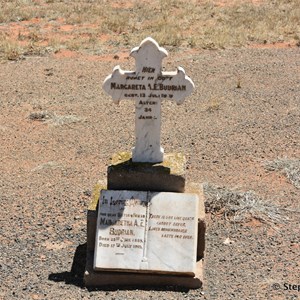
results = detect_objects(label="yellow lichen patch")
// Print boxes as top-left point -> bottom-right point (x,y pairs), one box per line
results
109,152 -> 186,176
88,181 -> 107,211
186,183 -> 205,220
162,153 -> 186,175
111,151 -> 132,165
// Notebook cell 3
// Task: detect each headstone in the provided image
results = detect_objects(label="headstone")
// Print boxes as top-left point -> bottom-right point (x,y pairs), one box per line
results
84,37 -> 205,289
103,37 -> 194,163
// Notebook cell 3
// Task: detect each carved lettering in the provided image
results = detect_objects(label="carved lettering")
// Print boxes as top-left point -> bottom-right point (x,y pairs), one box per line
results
126,76 -> 145,80
138,115 -> 153,120
139,100 -> 156,105
172,222 -> 186,227
148,84 -> 186,91
109,228 -> 134,236
157,76 -> 172,81
142,67 -> 155,73
95,190 -> 198,273
99,218 -> 144,227
160,227 -> 187,233
148,226 -> 161,231
161,234 -> 174,238
124,93 -> 138,97
111,83 -> 146,90
149,214 -> 160,219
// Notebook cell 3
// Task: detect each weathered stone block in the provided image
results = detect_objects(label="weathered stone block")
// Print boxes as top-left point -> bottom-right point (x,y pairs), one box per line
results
87,180 -> 106,251
107,152 -> 186,192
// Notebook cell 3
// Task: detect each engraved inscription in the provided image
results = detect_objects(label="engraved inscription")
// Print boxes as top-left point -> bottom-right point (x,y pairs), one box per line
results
94,191 -> 147,270
142,66 -> 155,73
94,191 -> 198,274
148,213 -> 194,239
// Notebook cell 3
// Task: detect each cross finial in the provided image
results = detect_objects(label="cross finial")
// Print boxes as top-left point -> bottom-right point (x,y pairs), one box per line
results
103,37 -> 194,163
130,37 -> 167,75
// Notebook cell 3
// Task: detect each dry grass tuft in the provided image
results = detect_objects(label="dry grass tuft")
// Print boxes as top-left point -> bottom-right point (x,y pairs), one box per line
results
48,114 -> 82,126
206,97 -> 223,112
265,158 -> 300,189
28,110 -> 82,126
0,32 -> 21,60
28,111 -> 54,121
31,161 -> 62,172
203,183 -> 289,225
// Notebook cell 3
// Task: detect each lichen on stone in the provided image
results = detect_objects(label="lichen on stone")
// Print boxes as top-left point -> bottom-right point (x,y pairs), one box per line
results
109,152 -> 186,176
88,181 -> 107,211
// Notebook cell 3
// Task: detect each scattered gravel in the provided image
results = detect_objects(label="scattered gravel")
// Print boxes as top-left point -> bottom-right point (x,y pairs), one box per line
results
0,47 -> 300,299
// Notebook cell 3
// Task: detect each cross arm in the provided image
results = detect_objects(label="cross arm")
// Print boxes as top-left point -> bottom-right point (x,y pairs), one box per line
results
103,65 -> 136,104
161,67 -> 195,104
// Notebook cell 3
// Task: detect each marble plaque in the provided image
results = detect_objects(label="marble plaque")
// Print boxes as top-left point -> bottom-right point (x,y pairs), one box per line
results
94,190 -> 198,275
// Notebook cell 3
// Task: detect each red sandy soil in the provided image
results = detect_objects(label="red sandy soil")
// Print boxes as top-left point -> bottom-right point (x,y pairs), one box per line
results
0,4 -> 299,300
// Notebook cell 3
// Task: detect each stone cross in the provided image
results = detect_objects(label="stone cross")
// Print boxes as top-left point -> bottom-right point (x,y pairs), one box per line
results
103,37 -> 194,163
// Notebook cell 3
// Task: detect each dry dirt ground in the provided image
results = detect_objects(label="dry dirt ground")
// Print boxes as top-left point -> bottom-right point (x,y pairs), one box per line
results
0,41 -> 300,300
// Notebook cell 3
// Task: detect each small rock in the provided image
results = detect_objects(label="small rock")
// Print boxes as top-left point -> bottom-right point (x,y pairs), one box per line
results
223,237 -> 235,245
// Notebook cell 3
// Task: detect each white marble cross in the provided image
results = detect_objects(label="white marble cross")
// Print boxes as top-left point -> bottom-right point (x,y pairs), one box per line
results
103,37 -> 194,163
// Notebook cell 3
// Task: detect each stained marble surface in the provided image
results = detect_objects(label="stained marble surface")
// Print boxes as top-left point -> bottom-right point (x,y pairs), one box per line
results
94,190 -> 198,275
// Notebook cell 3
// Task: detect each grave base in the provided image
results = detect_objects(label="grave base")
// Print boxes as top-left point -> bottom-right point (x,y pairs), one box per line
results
84,182 -> 205,289
84,152 -> 205,289
84,250 -> 203,289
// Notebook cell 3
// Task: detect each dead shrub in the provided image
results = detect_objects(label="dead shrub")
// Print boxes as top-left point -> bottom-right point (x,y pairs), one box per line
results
265,158 -> 300,189
203,183 -> 289,226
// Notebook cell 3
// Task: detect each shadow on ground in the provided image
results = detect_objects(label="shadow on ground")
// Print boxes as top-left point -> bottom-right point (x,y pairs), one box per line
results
48,243 -> 87,288
48,243 -> 191,292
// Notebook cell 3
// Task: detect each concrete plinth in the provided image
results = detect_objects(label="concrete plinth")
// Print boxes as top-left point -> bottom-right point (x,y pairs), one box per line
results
107,152 -> 186,192
84,250 -> 203,289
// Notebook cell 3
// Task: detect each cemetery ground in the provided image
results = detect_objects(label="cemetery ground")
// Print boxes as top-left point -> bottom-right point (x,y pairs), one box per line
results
1,1 -> 300,300
1,44 -> 300,300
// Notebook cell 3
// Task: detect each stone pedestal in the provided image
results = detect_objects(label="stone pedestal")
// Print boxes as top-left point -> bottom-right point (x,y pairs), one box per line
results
84,153 -> 205,289
107,152 -> 186,192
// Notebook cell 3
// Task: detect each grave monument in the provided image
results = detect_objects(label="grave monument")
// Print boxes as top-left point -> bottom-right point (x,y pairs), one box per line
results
84,37 -> 205,289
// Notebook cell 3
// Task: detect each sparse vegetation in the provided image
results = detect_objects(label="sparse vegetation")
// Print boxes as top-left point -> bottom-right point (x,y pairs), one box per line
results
29,110 -> 55,121
236,76 -> 242,89
0,31 -> 21,60
31,161 -> 62,172
29,110 -> 82,126
206,97 -> 222,112
265,158 -> 300,189
49,114 -> 82,126
203,183 -> 291,226
1,0 -> 300,60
